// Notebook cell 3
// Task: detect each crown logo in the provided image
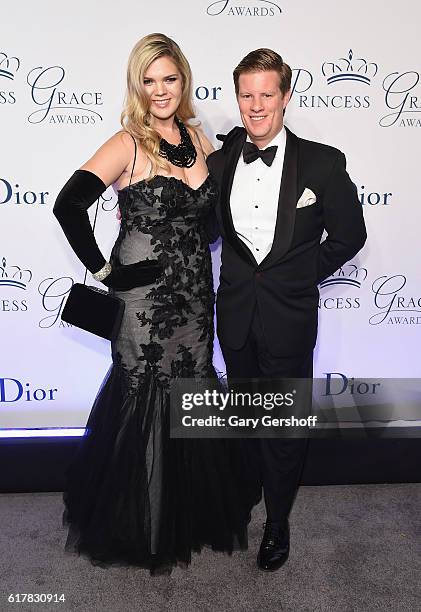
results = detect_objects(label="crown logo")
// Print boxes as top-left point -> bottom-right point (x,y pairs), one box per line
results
0,52 -> 20,81
0,257 -> 32,289
322,49 -> 378,85
320,264 -> 368,289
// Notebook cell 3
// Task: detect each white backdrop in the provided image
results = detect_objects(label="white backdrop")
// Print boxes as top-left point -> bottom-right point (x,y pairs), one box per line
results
1,0 -> 420,431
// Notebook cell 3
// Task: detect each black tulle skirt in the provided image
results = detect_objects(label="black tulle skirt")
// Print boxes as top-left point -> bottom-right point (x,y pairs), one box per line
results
62,366 -> 261,574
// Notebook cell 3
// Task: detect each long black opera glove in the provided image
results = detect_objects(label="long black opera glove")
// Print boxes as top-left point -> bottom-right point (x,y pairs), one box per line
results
101,260 -> 163,291
53,169 -> 162,289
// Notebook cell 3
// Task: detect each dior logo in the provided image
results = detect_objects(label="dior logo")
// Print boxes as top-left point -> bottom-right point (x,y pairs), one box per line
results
358,185 -> 392,206
323,373 -> 380,396
194,85 -> 222,100
0,178 -> 49,205
0,378 -> 58,402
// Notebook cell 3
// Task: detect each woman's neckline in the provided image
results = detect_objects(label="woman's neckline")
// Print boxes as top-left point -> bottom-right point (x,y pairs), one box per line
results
117,173 -> 210,194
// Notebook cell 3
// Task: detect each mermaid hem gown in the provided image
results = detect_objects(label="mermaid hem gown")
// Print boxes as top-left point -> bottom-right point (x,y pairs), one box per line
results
62,174 -> 260,573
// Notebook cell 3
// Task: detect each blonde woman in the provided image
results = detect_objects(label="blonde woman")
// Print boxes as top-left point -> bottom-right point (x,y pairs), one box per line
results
54,33 -> 258,574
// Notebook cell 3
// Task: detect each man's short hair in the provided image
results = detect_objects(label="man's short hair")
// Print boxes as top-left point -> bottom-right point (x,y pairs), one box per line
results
233,48 -> 292,95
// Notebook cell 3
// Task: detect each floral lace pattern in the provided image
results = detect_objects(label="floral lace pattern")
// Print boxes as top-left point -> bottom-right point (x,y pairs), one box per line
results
111,175 -> 217,391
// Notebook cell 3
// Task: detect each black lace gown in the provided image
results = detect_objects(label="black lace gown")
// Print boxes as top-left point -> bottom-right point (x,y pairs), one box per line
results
62,174 -> 260,574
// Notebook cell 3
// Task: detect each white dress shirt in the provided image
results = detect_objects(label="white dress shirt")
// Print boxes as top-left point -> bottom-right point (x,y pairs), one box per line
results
230,127 -> 286,265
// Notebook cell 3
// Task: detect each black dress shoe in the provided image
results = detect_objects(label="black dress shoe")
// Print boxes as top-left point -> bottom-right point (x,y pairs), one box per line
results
257,520 -> 290,571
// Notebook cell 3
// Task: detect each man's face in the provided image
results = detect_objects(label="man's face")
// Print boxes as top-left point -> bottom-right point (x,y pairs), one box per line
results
237,70 -> 291,148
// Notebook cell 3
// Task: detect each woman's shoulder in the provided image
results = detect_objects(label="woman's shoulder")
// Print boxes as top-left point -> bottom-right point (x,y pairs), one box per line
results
107,130 -> 147,165
112,130 -> 138,152
87,130 -> 138,160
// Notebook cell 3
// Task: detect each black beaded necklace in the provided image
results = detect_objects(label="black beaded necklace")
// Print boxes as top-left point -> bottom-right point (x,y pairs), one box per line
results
158,116 -> 197,168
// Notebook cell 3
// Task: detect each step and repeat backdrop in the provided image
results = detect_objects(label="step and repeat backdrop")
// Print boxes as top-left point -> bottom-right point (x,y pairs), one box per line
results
1,0 -> 420,431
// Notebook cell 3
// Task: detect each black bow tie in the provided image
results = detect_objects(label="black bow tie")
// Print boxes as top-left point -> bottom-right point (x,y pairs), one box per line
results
243,142 -> 278,166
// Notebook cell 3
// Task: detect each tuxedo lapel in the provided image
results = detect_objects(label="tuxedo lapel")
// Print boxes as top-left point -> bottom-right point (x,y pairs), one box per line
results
260,127 -> 298,269
220,128 -> 257,265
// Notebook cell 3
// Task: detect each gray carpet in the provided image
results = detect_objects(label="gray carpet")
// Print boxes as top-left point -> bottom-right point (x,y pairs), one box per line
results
1,484 -> 420,612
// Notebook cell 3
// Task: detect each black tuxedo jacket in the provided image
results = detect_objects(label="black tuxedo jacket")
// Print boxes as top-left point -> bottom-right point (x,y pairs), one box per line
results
206,126 -> 367,357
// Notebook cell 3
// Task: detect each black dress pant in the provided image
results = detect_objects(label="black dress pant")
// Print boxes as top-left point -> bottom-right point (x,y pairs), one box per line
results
220,307 -> 312,522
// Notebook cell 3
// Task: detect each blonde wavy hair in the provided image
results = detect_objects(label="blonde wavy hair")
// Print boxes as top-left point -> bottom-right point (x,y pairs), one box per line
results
120,33 -> 196,179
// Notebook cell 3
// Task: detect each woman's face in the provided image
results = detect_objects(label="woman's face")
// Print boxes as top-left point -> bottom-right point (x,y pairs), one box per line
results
143,55 -> 183,122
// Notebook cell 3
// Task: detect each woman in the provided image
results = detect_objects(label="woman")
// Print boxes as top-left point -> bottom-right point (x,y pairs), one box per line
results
54,33 -> 259,574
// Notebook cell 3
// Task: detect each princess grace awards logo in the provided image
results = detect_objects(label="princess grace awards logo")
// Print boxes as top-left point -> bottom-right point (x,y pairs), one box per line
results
206,0 -> 282,16
291,46 -> 421,128
0,51 -> 20,81
0,257 -> 31,313
100,191 -> 118,212
380,71 -> 421,128
322,50 -> 378,86
0,257 -> 32,290
369,274 -> 421,325
319,263 -> 367,311
38,276 -> 74,328
26,65 -> 103,125
0,254 -> 75,325
292,49 -> 376,111
320,264 -> 367,290
0,51 -> 19,105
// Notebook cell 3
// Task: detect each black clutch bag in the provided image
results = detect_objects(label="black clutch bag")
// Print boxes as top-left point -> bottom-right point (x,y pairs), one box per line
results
61,283 -> 124,341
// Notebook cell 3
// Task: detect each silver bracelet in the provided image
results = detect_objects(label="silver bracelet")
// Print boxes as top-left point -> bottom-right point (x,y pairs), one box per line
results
92,262 -> 112,282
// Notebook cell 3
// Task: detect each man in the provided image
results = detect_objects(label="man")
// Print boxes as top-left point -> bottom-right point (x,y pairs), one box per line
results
206,49 -> 366,571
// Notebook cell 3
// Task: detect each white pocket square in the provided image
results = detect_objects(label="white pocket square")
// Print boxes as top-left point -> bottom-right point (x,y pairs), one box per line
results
296,187 -> 317,208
